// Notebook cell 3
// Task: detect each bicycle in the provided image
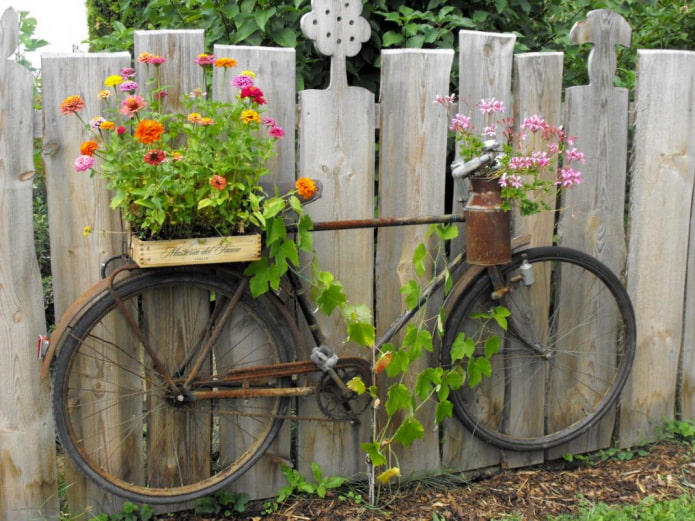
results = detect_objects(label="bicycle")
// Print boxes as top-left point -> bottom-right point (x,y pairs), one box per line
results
45,145 -> 636,504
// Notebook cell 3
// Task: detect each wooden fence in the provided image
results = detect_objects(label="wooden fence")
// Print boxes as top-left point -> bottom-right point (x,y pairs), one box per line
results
2,3 -> 695,518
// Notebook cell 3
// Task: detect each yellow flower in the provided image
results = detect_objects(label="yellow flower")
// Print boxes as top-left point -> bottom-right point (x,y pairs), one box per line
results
240,70 -> 256,78
100,121 -> 115,131
83,226 -> 92,237
104,75 -> 123,87
241,109 -> 260,124
377,467 -> 401,484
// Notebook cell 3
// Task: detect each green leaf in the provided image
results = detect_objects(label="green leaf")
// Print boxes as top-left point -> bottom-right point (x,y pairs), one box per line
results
412,242 -> 427,277
435,400 -> 454,423
197,197 -> 213,209
400,279 -> 420,310
450,333 -> 475,363
347,376 -> 366,395
382,30 -> 405,47
314,278 -> 347,315
415,367 -> 441,401
385,383 -> 412,417
468,357 -> 493,388
392,416 -> 424,447
485,335 -> 501,358
361,441 -> 387,467
347,321 -> 375,347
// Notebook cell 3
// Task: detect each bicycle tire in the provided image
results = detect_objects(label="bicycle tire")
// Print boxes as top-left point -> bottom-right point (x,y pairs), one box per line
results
441,246 -> 636,451
52,267 -> 295,504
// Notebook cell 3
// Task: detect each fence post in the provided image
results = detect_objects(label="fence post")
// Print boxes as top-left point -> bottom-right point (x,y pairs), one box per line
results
0,8 -> 58,520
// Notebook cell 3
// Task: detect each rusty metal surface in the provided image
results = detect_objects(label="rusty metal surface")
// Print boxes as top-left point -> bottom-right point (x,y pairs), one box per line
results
464,177 -> 512,265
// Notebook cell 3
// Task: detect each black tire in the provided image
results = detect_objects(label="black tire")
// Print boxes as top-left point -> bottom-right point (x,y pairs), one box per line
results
442,247 -> 636,451
52,267 -> 295,504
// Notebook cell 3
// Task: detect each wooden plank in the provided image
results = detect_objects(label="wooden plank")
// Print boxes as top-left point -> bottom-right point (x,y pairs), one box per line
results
503,52 -> 563,470
211,44 -> 297,498
0,8 -> 58,520
296,1 -> 374,480
213,45 -> 296,184
548,9 -> 632,460
42,51 -> 131,515
622,50 -> 695,446
131,234 -> 262,267
134,30 -> 205,112
442,29 -> 515,475
376,49 -> 454,477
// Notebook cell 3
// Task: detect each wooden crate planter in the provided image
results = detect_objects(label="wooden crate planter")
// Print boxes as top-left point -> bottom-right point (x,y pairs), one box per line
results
130,234 -> 262,267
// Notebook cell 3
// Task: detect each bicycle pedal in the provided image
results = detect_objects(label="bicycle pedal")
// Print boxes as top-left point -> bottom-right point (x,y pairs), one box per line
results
310,345 -> 339,372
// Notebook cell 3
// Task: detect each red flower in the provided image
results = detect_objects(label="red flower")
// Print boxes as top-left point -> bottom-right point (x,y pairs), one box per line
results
240,86 -> 266,105
143,149 -> 165,166
210,175 -> 227,190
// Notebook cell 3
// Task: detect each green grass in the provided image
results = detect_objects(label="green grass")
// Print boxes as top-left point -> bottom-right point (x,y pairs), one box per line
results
547,493 -> 695,520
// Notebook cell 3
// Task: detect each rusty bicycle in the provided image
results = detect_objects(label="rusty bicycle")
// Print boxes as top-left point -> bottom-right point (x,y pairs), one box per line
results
45,144 -> 636,504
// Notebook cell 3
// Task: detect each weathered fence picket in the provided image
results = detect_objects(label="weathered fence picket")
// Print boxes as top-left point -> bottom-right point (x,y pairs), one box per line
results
0,8 -> 59,521
4,3 -> 695,517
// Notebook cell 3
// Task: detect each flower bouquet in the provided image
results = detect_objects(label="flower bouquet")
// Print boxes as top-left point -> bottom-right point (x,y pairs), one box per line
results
436,95 -> 584,217
61,53 -> 316,291
436,95 -> 585,264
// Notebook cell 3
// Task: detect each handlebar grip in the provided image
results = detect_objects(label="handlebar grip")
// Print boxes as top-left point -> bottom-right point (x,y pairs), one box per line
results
451,152 -> 495,179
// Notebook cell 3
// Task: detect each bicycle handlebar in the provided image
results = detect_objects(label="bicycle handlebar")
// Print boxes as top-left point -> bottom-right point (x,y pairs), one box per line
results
450,140 -> 501,180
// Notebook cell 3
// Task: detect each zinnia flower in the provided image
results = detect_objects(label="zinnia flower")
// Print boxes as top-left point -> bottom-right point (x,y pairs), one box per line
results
120,67 -> 136,78
214,57 -> 237,68
240,86 -> 266,105
120,95 -> 147,118
232,75 -> 254,89
210,175 -> 227,190
100,121 -> 116,131
241,109 -> 261,124
80,140 -> 99,156
116,126 -> 127,136
60,95 -> 85,115
268,125 -> 285,138
74,155 -> 95,172
295,177 -> 317,199
89,117 -> 106,130
143,149 -> 166,166
104,75 -> 123,87
134,119 -> 165,144
195,54 -> 216,66
119,81 -> 139,93
97,90 -> 111,100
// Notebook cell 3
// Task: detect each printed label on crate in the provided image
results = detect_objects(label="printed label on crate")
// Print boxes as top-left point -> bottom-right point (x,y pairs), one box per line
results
131,235 -> 262,267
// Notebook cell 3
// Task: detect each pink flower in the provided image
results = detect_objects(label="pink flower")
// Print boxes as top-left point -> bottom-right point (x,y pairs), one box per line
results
116,126 -> 127,136
450,113 -> 472,133
120,67 -> 136,78
479,98 -> 505,115
195,54 -> 216,66
532,151 -> 551,168
232,75 -> 254,89
120,95 -> 147,118
268,125 -> 285,138
521,114 -> 547,133
557,167 -> 583,187
564,148 -> 585,164
74,155 -> 95,172
119,81 -> 139,93
498,173 -> 523,189
262,117 -> 277,127
433,94 -> 456,109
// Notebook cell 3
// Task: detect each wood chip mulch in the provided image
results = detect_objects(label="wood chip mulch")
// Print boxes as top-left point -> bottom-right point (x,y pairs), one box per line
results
161,439 -> 695,521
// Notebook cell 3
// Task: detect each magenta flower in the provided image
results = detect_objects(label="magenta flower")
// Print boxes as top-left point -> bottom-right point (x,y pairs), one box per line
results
195,54 -> 216,66
232,75 -> 254,89
119,81 -> 139,93
268,125 -> 285,138
262,117 -> 277,127
120,67 -> 136,78
498,173 -> 523,189
532,151 -> 551,168
74,155 -> 95,172
564,148 -> 585,164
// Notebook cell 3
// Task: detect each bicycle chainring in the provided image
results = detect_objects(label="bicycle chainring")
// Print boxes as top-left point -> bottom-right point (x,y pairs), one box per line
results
316,367 -> 371,421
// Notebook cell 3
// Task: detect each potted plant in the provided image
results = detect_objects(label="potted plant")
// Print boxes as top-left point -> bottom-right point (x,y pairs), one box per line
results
61,52 -> 317,289
436,95 -> 585,264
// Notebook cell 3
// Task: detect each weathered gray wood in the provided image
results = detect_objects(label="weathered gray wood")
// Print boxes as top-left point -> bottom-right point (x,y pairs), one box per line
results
376,49 -> 454,477
212,44 -> 297,499
548,9 -> 632,460
42,50 -> 132,514
503,52 -> 563,470
296,0 -> 374,480
0,8 -> 58,520
212,45 -> 296,184
134,30 -> 205,112
622,50 -> 695,446
442,29 -> 515,475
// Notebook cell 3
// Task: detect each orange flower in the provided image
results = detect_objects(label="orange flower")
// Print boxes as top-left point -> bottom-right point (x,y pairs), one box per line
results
60,95 -> 85,115
80,140 -> 99,156
100,121 -> 115,131
295,177 -> 317,199
240,109 -> 261,124
210,175 -> 227,190
214,57 -> 237,68
134,119 -> 165,144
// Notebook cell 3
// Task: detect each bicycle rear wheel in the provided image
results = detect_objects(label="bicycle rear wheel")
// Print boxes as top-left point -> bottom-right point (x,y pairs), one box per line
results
52,267 -> 295,504
441,246 -> 635,451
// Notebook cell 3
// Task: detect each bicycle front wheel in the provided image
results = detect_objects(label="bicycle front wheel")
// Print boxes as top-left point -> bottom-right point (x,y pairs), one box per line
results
442,246 -> 635,451
52,267 -> 295,504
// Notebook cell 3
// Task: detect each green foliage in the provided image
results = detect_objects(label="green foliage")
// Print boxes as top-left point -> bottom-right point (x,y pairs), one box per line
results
547,493 -> 695,520
275,462 -> 347,503
194,491 -> 249,516
108,502 -> 154,521
663,418 -> 695,443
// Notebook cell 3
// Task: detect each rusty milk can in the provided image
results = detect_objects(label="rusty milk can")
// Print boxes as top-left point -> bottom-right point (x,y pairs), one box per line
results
464,176 -> 511,265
